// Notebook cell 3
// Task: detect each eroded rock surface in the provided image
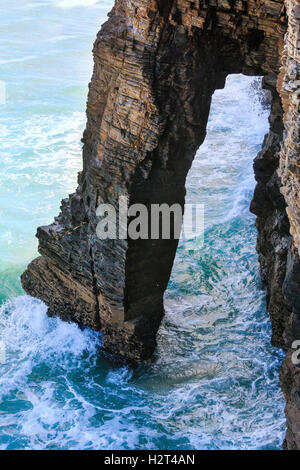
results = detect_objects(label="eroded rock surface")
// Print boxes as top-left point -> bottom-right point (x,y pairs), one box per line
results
21,0 -> 299,448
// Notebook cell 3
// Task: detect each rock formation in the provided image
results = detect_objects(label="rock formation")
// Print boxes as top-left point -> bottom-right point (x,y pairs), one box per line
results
21,0 -> 299,448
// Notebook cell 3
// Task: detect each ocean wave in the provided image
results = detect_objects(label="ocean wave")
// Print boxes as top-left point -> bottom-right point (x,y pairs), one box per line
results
56,0 -> 111,8
0,56 -> 37,65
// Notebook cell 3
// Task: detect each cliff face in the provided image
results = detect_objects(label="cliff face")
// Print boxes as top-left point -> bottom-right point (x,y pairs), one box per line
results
251,0 -> 300,449
21,0 -> 299,448
277,0 -> 300,449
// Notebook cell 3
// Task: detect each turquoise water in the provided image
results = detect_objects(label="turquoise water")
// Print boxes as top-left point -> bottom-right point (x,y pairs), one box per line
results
0,0 -> 285,450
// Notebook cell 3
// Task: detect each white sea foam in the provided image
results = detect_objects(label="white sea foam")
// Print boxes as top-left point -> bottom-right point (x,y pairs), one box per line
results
56,0 -> 105,8
0,112 -> 84,266
0,56 -> 37,65
187,75 -> 270,229
0,296 -> 99,398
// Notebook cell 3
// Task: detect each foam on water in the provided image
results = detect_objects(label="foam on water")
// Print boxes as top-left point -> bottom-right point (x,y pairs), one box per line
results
0,112 -> 84,269
0,0 -> 286,450
57,0 -> 103,7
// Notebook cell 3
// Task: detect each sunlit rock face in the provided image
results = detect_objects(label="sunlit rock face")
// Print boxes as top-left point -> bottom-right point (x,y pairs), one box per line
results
21,0 -> 299,448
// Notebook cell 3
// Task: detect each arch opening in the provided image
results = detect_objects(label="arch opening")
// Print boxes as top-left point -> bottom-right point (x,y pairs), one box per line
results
154,74 -> 286,447
21,1 -> 288,361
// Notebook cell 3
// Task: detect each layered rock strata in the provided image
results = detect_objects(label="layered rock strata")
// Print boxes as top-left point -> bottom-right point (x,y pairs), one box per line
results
21,0 -> 299,448
251,0 -> 300,449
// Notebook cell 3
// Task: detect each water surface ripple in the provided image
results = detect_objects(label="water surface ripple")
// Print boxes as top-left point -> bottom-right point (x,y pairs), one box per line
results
0,0 -> 285,450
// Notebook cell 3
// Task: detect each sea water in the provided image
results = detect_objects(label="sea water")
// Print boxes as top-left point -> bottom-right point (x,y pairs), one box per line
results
0,0 -> 285,450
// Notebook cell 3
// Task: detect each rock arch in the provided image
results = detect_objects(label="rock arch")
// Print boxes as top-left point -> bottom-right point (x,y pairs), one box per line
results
22,0 -> 299,448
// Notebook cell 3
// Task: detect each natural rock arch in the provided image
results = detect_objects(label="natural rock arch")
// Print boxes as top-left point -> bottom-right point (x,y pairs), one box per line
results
22,0 -> 300,448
